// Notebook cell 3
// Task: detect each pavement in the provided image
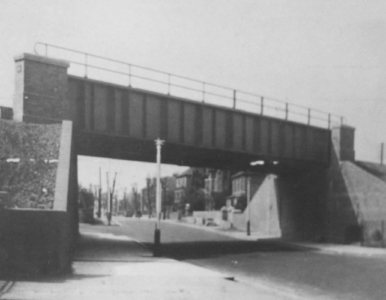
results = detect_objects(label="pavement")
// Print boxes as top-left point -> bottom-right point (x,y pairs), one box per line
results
0,222 -> 301,300
161,218 -> 386,259
1,217 -> 386,300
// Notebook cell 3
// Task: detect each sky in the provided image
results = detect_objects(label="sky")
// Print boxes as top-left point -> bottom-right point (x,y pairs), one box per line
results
1,0 -> 385,191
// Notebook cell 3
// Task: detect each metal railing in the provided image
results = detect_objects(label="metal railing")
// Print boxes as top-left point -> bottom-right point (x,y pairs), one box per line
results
35,42 -> 344,129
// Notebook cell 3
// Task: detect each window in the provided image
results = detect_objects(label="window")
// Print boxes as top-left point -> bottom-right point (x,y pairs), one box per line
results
214,171 -> 223,192
175,191 -> 180,202
177,177 -> 186,188
205,178 -> 210,192
232,177 -> 247,194
235,179 -> 240,193
240,177 -> 245,192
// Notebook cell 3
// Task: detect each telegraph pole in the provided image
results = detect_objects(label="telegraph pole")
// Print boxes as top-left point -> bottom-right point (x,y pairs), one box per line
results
247,176 -> 251,236
106,172 -> 111,225
97,167 -> 102,218
110,172 -> 117,219
154,138 -> 164,257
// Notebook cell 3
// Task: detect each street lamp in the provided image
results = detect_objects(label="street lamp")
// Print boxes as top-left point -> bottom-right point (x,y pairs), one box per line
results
154,138 -> 164,256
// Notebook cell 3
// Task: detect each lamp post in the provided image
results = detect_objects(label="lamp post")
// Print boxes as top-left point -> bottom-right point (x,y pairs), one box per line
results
247,176 -> 251,236
154,138 -> 164,256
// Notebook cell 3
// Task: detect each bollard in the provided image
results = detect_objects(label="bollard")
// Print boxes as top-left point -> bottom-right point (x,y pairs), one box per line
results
154,228 -> 161,257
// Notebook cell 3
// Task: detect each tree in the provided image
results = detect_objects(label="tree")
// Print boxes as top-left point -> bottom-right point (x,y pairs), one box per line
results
161,178 -> 167,218
146,177 -> 154,217
78,185 -> 95,209
187,188 -> 206,211
78,185 -> 95,223
185,168 -> 206,212
213,191 -> 229,210
234,194 -> 247,211
132,184 -> 141,214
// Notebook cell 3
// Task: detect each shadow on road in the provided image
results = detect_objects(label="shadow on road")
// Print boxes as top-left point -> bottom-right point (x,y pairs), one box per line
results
0,231 -> 152,283
74,231 -> 155,263
146,239 -> 308,260
0,271 -> 107,284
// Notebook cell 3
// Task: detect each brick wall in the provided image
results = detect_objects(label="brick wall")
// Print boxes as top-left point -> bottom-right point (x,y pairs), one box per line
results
332,125 -> 355,161
13,53 -> 69,123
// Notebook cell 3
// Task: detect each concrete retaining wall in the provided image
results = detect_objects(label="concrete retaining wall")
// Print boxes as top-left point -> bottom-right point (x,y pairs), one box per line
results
335,161 -> 386,246
233,175 -> 281,236
362,220 -> 386,248
233,212 -> 245,230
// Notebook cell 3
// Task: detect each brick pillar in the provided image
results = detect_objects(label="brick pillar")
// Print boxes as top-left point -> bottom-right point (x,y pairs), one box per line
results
13,53 -> 70,123
332,125 -> 355,161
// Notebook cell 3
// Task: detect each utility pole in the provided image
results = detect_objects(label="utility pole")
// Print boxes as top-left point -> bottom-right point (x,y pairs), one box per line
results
247,176 -> 251,236
111,172 -> 117,218
132,183 -> 139,216
208,172 -> 213,211
139,185 -> 143,214
106,172 -> 111,225
105,172 -> 117,225
381,143 -> 384,166
97,167 -> 102,218
154,138 -> 164,257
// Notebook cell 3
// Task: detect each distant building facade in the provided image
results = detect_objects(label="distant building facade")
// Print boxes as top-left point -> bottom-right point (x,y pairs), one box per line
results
174,169 -> 194,208
228,171 -> 265,211
141,177 -> 156,217
161,176 -> 176,215
204,169 -> 232,210
174,168 -> 206,212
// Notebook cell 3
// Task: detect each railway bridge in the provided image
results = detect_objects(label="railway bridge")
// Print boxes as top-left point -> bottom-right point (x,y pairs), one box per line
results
0,45 -> 358,274
13,44 -> 342,173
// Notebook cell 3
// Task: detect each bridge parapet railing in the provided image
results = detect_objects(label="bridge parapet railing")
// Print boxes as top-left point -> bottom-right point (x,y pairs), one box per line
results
35,42 -> 343,129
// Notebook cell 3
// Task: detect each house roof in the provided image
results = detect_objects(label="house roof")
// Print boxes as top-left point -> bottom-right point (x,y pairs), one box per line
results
175,168 -> 194,178
231,171 -> 261,180
164,176 -> 176,189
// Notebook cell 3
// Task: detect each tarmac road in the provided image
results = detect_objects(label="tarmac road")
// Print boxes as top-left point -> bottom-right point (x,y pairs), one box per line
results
6,216 -> 386,300
103,217 -> 386,300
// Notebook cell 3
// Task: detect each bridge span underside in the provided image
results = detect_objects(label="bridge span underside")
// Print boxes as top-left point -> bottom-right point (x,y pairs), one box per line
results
69,76 -> 331,172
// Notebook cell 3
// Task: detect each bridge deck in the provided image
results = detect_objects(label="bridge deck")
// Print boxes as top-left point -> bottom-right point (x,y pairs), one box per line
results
13,52 -> 331,172
68,76 -> 331,171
